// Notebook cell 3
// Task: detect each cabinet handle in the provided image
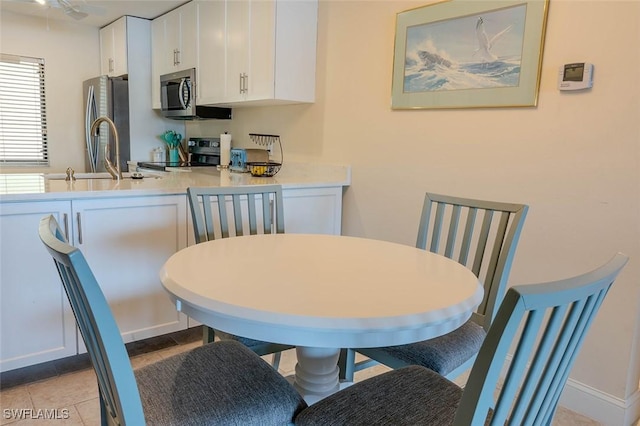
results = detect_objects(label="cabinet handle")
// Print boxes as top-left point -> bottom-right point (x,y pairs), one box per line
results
108,58 -> 114,73
269,199 -> 275,233
239,73 -> 248,94
173,49 -> 181,66
77,212 -> 83,244
63,213 -> 69,241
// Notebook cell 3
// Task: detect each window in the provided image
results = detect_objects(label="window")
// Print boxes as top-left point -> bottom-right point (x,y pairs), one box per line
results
0,53 -> 48,167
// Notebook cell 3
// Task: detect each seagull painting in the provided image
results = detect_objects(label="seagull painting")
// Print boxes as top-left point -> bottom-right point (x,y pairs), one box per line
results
475,17 -> 513,63
402,5 -> 526,93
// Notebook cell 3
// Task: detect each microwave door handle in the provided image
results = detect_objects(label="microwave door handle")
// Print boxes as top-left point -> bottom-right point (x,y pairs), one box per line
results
178,78 -> 188,110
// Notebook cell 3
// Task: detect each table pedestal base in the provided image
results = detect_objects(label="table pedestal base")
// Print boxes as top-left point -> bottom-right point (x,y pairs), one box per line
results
293,347 -> 342,404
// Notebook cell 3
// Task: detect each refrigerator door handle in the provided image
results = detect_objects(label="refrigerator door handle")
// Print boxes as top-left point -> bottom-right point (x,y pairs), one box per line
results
85,85 -> 96,172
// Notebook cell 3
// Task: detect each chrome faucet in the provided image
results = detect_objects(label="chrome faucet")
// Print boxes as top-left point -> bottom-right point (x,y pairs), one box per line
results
90,116 -> 122,180
65,167 -> 76,181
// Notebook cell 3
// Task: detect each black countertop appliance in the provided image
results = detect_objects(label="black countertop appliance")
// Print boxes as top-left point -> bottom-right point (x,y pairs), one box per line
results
137,137 -> 221,171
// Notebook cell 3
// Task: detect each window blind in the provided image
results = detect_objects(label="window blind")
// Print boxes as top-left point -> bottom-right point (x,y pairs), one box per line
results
0,53 -> 48,167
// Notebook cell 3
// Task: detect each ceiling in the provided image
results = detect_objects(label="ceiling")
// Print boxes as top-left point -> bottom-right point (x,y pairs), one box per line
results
1,0 -> 189,28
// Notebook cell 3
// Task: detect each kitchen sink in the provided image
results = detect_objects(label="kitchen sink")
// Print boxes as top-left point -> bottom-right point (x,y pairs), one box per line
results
44,172 -> 162,180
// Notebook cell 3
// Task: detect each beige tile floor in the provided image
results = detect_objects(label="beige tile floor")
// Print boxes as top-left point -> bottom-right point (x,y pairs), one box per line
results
0,328 -> 603,425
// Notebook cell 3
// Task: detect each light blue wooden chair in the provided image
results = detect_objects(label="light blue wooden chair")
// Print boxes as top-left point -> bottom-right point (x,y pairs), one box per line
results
340,192 -> 528,381
296,253 -> 628,426
187,185 -> 294,370
38,214 -> 307,425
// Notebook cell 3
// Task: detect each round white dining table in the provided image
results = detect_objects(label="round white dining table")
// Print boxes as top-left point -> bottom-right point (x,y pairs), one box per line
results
160,233 -> 483,403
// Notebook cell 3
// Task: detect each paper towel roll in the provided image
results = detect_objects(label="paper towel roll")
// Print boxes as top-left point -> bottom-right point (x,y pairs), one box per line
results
220,133 -> 232,167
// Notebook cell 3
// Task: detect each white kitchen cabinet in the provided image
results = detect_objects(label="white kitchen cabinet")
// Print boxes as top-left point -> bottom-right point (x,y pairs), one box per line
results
71,195 -> 189,345
0,195 -> 189,372
283,187 -> 343,235
151,2 -> 197,109
0,201 -> 77,372
222,0 -> 253,104
100,17 -> 128,77
197,0 -> 318,107
194,0 -> 225,103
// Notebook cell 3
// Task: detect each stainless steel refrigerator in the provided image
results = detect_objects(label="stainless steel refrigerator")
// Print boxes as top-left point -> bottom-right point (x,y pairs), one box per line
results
83,76 -> 130,173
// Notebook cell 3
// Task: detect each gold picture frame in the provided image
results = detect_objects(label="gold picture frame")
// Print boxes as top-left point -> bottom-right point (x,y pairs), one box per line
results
391,0 -> 549,109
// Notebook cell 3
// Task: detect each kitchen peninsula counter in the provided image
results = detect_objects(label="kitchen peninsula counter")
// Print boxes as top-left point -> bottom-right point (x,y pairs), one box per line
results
0,162 -> 351,201
0,162 -> 350,373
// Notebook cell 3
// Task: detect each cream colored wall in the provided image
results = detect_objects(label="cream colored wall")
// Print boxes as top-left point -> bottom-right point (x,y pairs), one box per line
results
0,10 -> 99,173
193,0 -> 640,410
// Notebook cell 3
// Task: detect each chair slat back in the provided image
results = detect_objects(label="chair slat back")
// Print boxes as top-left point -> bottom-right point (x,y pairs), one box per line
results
38,215 -> 145,425
454,253 -> 628,426
187,185 -> 285,243
417,192 -> 528,329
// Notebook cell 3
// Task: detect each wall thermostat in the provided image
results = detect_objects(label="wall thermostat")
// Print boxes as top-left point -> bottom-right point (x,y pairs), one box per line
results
558,63 -> 594,91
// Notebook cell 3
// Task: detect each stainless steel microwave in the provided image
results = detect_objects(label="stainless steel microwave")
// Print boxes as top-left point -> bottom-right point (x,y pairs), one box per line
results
160,68 -> 232,120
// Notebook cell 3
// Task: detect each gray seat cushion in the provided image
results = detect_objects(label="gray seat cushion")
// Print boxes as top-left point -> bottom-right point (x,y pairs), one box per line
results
294,365 -> 463,426
135,340 -> 307,425
365,319 -> 486,376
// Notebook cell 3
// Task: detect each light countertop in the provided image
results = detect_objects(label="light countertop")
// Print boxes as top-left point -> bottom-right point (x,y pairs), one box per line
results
0,162 -> 351,202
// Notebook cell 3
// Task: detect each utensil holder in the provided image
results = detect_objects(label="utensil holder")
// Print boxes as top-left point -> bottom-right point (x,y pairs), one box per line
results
168,148 -> 179,166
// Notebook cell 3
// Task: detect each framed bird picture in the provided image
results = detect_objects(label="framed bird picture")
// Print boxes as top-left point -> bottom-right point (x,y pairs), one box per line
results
391,0 -> 549,109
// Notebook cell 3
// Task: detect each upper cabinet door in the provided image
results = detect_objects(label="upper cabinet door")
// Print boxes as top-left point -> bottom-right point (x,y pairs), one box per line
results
244,0 -> 276,102
161,3 -> 197,73
151,2 -> 198,108
100,17 -> 128,77
224,0 -> 251,103
196,1 -> 226,104
197,0 -> 318,107
178,3 -> 198,72
268,0 -> 318,104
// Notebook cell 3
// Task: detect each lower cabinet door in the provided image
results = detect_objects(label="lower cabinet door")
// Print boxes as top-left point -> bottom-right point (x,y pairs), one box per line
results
72,195 -> 189,345
0,201 -> 77,372
283,187 -> 343,235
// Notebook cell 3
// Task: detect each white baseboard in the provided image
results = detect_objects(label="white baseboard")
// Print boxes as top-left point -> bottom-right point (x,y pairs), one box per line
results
560,378 -> 640,426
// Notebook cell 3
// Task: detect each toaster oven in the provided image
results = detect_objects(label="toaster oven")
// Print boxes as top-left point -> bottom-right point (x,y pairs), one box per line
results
230,148 -> 269,172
